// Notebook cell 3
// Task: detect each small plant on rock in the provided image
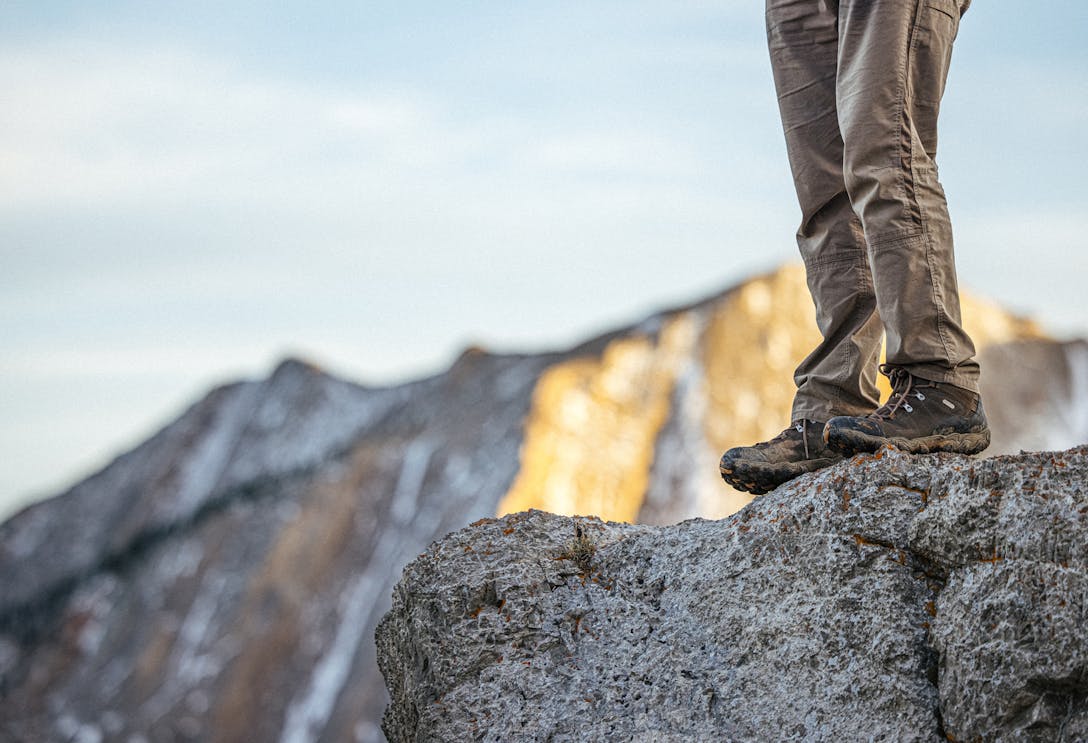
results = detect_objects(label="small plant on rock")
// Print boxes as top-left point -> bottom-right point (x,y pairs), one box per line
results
557,522 -> 596,575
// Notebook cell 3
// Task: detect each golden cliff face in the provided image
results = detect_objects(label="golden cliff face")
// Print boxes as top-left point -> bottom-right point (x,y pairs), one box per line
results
497,264 -> 1043,523
498,314 -> 700,524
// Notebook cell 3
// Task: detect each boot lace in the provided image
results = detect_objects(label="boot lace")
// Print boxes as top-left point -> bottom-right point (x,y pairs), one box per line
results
785,419 -> 812,459
766,420 -> 814,458
871,364 -> 929,420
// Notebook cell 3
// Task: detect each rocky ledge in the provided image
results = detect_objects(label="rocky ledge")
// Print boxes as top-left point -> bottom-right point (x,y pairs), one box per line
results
377,446 -> 1088,742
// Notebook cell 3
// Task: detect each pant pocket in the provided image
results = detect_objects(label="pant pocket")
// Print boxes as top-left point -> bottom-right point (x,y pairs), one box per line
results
925,0 -> 961,37
914,2 -> 958,108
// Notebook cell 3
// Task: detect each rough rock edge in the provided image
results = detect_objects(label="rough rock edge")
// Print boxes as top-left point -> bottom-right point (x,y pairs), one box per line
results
377,445 -> 1088,742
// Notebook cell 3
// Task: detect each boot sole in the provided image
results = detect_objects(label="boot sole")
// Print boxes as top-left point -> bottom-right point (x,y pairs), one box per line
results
825,427 -> 991,457
720,456 -> 841,495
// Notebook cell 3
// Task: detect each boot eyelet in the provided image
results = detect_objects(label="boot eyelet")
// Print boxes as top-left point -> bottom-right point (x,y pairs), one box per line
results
915,392 -> 926,400
904,404 -> 914,413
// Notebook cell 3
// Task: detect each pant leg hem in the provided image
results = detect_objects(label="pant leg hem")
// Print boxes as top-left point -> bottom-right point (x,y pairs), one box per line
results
792,399 -> 876,423
899,363 -> 980,394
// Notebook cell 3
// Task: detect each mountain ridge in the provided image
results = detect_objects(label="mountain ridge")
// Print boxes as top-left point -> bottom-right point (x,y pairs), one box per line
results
1,264 -> 1084,742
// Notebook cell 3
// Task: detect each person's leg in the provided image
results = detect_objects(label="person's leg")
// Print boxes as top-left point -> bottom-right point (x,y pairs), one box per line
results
766,0 -> 884,424
721,0 -> 882,496
834,0 -> 979,390
824,0 -> 989,455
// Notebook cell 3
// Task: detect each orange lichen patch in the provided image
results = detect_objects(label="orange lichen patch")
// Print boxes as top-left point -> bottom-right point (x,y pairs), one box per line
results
502,527 -> 515,535
470,517 -> 496,527
497,314 -> 698,523
925,601 -> 937,617
979,548 -> 1004,564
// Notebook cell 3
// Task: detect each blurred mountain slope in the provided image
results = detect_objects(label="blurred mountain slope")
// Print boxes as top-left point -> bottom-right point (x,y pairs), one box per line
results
1,264 -> 1084,742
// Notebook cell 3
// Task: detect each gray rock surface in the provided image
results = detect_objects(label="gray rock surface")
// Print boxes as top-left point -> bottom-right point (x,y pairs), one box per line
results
378,446 -> 1088,742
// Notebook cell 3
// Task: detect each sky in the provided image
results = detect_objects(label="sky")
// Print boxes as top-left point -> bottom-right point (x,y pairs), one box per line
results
1,1 -> 1086,520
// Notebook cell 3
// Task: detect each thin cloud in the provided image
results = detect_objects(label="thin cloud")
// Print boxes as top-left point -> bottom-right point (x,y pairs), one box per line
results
0,41 -> 443,209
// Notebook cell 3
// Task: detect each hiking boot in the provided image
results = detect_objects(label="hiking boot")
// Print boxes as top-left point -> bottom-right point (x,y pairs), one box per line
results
823,365 -> 990,456
719,419 -> 843,495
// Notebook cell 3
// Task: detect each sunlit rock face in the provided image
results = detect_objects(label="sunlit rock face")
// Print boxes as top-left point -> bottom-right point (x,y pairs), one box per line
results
499,315 -> 702,524
0,264 -> 1082,742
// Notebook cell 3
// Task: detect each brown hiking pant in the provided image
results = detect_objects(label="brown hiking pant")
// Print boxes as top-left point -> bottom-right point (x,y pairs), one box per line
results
767,0 -> 982,423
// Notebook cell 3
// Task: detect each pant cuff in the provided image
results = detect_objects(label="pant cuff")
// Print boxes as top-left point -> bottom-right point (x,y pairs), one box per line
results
791,398 -> 874,423
897,363 -> 981,395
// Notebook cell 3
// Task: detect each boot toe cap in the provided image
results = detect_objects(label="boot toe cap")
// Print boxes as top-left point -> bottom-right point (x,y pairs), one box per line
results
720,446 -> 768,469
826,415 -> 885,438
